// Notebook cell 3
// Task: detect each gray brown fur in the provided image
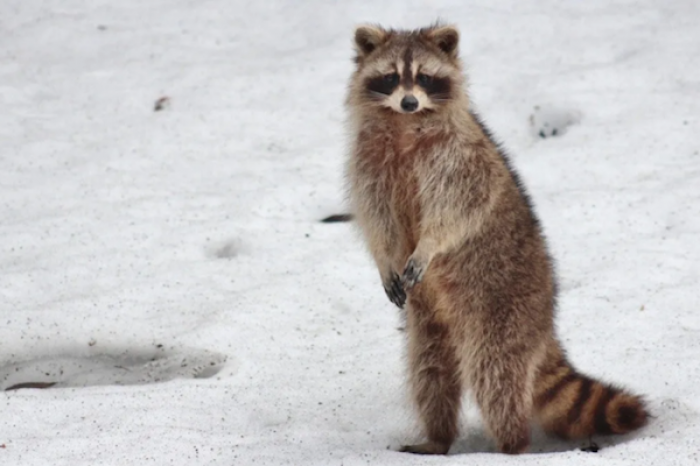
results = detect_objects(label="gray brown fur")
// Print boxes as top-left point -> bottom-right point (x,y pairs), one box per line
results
345,24 -> 647,455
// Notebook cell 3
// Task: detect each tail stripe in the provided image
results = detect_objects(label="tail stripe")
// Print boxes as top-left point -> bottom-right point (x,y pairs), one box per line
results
593,386 -> 616,435
534,358 -> 648,440
568,377 -> 593,424
536,371 -> 576,407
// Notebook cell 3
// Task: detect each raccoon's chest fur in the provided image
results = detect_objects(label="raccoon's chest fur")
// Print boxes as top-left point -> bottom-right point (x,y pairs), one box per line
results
352,123 -> 443,252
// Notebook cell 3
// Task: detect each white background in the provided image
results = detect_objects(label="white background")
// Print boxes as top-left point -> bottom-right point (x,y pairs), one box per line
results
1,1 -> 699,464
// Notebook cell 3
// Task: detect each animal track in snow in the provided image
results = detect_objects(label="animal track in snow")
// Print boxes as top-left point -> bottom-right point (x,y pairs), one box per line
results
206,238 -> 244,260
528,105 -> 582,139
0,344 -> 227,391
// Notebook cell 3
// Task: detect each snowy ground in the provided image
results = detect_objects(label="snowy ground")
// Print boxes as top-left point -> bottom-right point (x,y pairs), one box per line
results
1,0 -> 699,464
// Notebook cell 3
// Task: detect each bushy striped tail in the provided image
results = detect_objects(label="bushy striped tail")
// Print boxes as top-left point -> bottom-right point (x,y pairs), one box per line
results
534,358 -> 648,439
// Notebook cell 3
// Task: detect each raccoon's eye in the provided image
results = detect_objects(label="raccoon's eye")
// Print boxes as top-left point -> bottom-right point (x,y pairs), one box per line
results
366,73 -> 400,96
383,73 -> 399,85
416,73 -> 433,87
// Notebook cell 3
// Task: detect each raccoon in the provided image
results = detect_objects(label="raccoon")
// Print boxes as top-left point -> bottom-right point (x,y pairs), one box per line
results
345,24 -> 648,455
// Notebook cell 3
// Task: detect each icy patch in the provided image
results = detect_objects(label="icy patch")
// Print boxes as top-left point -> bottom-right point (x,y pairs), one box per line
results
0,345 -> 227,390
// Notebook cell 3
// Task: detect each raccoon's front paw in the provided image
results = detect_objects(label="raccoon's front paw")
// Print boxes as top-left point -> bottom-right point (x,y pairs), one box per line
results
401,257 -> 425,290
383,272 -> 406,308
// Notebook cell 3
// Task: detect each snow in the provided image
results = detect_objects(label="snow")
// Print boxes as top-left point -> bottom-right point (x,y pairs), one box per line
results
1,0 -> 699,464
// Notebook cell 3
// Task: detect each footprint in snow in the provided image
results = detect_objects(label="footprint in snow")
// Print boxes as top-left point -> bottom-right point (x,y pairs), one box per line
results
206,238 -> 244,260
529,105 -> 582,139
0,344 -> 227,391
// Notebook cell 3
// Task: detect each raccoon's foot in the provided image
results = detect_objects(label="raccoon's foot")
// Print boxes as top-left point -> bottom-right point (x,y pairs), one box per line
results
383,271 -> 406,308
399,442 -> 450,455
401,256 -> 426,289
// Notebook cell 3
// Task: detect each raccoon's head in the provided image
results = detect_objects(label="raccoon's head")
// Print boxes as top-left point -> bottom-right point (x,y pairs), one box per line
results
350,24 -> 464,114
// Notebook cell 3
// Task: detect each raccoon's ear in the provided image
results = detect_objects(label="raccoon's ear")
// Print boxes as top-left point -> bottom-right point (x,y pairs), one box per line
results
427,25 -> 459,58
354,25 -> 388,58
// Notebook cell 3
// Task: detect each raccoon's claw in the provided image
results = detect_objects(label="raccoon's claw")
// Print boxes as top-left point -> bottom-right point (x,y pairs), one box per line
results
383,272 -> 406,308
402,257 -> 425,290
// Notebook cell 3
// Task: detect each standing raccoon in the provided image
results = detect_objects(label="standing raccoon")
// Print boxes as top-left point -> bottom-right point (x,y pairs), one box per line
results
345,24 -> 648,455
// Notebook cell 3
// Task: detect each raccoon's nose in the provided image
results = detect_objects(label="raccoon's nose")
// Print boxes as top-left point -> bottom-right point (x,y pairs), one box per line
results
400,95 -> 419,112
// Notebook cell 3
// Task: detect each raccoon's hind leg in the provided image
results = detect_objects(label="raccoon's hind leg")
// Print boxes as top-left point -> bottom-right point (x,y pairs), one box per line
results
471,339 -> 543,454
400,293 -> 462,455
